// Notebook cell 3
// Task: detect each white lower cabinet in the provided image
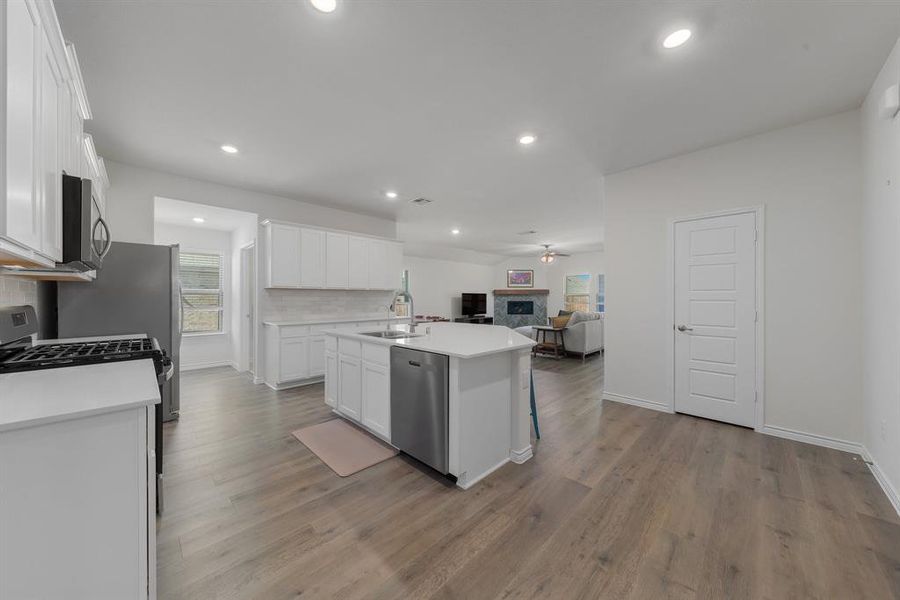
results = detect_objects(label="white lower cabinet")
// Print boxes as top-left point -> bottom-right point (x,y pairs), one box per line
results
279,337 -> 308,381
337,354 -> 362,420
264,319 -> 407,390
308,335 -> 326,376
361,360 -> 390,439
324,350 -> 338,407
0,405 -> 155,599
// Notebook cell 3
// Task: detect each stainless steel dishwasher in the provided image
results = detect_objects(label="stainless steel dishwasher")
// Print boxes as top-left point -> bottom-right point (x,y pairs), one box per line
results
390,346 -> 450,474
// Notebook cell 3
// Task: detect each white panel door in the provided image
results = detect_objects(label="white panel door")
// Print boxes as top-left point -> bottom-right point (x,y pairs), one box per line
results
279,338 -> 308,382
325,350 -> 338,407
367,239 -> 388,289
300,228 -> 326,288
338,354 -> 362,421
39,26 -> 63,261
674,212 -> 757,427
348,236 -> 369,289
267,224 -> 301,287
325,232 -> 349,289
361,361 -> 390,439
307,335 -> 326,377
5,0 -> 41,251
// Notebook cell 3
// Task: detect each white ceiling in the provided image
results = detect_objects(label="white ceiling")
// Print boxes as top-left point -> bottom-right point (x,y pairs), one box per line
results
154,197 -> 257,233
57,1 -> 900,256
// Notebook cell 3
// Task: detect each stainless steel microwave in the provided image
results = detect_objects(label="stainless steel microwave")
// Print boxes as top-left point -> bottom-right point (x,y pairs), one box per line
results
61,173 -> 110,271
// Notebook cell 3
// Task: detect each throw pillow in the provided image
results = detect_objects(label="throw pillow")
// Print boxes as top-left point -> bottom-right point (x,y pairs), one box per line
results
551,315 -> 571,329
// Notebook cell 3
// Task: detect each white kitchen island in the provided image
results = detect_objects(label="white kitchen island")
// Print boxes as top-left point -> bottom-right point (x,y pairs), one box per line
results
324,322 -> 536,489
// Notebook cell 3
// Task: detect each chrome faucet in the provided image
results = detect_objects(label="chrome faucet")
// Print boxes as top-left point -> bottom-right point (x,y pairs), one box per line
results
391,289 -> 415,332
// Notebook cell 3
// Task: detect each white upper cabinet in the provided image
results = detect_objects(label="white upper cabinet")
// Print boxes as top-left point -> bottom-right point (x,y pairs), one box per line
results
4,0 -> 42,255
263,220 -> 403,291
1,0 -> 98,269
299,228 -> 325,288
39,21 -> 64,261
266,223 -> 301,287
348,236 -> 368,289
386,241 -> 403,291
367,239 -> 388,290
325,232 -> 349,289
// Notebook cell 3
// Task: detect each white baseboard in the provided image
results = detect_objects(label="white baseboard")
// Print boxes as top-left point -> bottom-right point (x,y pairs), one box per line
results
602,391 -> 671,413
509,445 -> 533,464
180,361 -> 233,372
758,424 -> 863,455
264,376 -> 324,391
861,446 -> 900,517
456,458 -> 510,490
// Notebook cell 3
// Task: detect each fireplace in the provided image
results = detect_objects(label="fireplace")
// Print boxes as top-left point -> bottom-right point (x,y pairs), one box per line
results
507,300 -> 534,315
492,289 -> 549,328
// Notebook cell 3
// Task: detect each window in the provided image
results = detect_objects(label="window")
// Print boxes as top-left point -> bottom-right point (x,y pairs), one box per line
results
596,273 -> 605,313
565,274 -> 591,313
180,251 -> 224,334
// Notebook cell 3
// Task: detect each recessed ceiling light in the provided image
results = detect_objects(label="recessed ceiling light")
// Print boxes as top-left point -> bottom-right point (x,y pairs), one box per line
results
451,228 -> 460,235
193,217 -> 205,223
220,144 -> 238,154
518,134 -> 536,145
662,28 -> 692,49
385,191 -> 398,199
310,0 -> 337,13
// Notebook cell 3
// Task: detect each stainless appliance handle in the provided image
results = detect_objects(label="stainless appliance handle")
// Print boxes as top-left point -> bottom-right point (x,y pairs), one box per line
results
98,217 -> 112,258
177,282 -> 185,334
91,217 -> 104,258
677,324 -> 694,332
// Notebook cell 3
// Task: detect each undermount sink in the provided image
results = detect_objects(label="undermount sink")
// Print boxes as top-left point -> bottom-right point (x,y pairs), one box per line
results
360,330 -> 421,339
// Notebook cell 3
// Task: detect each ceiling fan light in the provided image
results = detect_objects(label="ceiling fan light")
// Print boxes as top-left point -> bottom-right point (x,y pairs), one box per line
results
540,253 -> 554,264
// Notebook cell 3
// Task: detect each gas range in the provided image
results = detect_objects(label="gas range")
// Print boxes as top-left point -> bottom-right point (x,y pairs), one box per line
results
0,305 -> 171,512
0,336 -> 164,373
0,306 -> 171,380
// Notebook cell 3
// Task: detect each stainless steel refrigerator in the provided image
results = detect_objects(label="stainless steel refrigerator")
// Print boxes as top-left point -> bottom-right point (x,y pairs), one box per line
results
57,242 -> 181,421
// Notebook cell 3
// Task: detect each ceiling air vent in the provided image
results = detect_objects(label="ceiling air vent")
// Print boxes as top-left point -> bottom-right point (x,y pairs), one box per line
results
410,197 -> 432,206
517,229 -> 538,235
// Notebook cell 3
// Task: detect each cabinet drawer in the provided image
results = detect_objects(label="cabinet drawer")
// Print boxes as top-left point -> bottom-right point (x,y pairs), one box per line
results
325,335 -> 337,352
362,343 -> 390,366
339,339 -> 361,357
280,325 -> 309,338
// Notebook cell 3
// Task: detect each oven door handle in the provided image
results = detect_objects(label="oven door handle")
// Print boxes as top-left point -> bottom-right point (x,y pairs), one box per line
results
157,357 -> 175,385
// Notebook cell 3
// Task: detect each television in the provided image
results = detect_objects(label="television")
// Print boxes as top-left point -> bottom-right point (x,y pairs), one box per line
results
461,293 -> 487,316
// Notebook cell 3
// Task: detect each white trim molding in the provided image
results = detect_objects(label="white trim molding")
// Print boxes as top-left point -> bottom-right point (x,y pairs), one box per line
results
180,361 -> 234,372
602,391 -> 672,413
759,424 -> 863,454
861,447 -> 900,517
509,445 -> 533,464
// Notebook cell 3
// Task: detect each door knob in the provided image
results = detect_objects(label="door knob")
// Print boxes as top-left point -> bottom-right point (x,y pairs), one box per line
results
677,325 -> 694,332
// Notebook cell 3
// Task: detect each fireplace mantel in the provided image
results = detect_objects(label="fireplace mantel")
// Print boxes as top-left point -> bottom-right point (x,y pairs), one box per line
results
493,289 -> 550,296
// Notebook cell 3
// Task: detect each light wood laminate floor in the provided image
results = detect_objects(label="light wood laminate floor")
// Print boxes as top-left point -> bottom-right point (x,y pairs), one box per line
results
158,355 -> 900,599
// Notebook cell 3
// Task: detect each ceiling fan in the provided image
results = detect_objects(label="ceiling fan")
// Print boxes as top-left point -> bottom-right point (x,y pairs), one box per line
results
539,244 -> 570,263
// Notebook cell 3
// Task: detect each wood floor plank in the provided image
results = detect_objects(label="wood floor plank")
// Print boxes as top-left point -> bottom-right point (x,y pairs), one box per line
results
157,357 -> 900,600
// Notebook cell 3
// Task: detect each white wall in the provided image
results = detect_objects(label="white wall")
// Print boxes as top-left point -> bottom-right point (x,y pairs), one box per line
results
155,223 -> 234,370
403,256 -> 495,319
861,38 -> 900,509
106,160 -> 397,244
604,110 -> 862,444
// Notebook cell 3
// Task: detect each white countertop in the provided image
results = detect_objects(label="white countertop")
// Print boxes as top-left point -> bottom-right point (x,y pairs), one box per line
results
325,322 -> 535,359
0,358 -> 161,433
263,315 -> 410,327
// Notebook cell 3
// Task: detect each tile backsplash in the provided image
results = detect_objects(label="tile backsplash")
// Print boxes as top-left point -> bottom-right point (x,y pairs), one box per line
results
0,276 -> 37,309
263,289 -> 396,322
